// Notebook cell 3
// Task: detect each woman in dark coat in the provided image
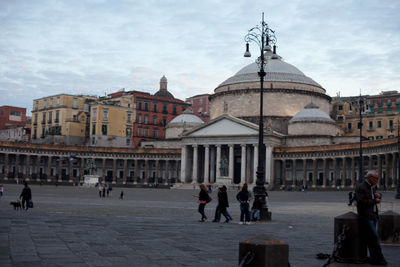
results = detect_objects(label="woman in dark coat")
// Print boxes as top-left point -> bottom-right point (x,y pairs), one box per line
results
213,186 -> 231,223
193,184 -> 210,222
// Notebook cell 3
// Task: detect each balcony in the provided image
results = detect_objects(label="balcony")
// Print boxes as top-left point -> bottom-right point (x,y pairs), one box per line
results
47,120 -> 52,124
367,127 -> 375,132
55,119 -> 59,123
33,122 -> 37,126
41,120 -> 46,124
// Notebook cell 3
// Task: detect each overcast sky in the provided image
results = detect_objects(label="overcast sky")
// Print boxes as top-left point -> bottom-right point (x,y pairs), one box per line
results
1,0 -> 399,115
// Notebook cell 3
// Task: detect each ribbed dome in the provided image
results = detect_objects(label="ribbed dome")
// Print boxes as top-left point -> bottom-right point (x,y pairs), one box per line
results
217,52 -> 322,89
289,103 -> 334,124
154,90 -> 174,99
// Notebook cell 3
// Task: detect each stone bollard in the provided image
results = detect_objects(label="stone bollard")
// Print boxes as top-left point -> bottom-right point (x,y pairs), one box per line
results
260,207 -> 272,221
334,212 -> 367,263
239,236 -> 288,267
378,210 -> 400,244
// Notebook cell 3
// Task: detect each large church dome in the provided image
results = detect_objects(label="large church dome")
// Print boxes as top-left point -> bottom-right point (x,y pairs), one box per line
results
209,50 -> 331,134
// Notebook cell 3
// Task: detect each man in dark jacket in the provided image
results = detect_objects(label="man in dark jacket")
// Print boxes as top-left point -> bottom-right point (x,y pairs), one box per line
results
356,170 -> 387,266
19,182 -> 32,210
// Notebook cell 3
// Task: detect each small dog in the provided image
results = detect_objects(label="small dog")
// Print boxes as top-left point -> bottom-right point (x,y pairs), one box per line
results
10,201 -> 22,210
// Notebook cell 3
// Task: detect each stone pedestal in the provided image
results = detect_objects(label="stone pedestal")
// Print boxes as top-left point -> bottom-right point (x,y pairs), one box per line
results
378,210 -> 400,244
260,207 -> 272,221
334,212 -> 367,263
239,236 -> 288,267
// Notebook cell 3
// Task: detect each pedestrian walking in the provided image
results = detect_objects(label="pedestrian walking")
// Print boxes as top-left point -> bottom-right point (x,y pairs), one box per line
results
19,182 -> 32,210
98,184 -> 103,198
102,186 -> 106,197
355,170 -> 387,266
120,190 -> 124,200
212,185 -> 231,223
236,183 -> 251,224
348,191 -> 354,206
0,184 -> 3,198
193,184 -> 211,222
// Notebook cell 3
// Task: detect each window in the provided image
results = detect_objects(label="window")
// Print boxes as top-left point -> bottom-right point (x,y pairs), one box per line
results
126,138 -> 130,146
144,127 -> 149,137
48,111 -> 52,123
357,122 -> 361,129
103,109 -> 108,121
92,108 -> 97,121
162,116 -> 167,126
389,134 -> 395,138
137,113 -> 142,123
163,104 -> 167,113
34,114 -> 38,124
43,100 -> 47,108
378,108 -> 382,113
57,97 -> 60,106
102,124 -> 107,135
41,126 -> 45,137
42,112 -> 46,123
73,98 -> 78,108
126,127 -> 132,137
138,127 -> 142,137
153,115 -> 157,125
173,105 -> 176,115
49,98 -> 53,107
144,102 -> 149,111
10,110 -> 21,116
388,105 -> 391,112
369,121 -> 373,129
127,112 -> 132,123
92,123 -> 96,135
199,98 -> 203,105
144,115 -> 149,124
138,102 -> 142,110
337,116 -> 343,122
377,121 -> 382,128
347,123 -> 352,129
55,110 -> 60,123
389,120 -> 393,129
376,136 -> 383,140
153,128 -> 158,138
35,101 -> 38,110
153,103 -> 157,112
368,136 -> 374,140
338,105 -> 343,110
33,128 -> 37,139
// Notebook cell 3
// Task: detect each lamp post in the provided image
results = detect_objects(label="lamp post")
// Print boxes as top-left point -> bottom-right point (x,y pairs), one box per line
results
396,117 -> 400,199
243,12 -> 277,220
358,95 -> 364,184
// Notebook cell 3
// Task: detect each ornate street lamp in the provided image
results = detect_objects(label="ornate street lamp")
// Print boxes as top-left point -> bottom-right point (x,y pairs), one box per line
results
358,94 -> 364,184
243,12 -> 277,220
396,117 -> 400,199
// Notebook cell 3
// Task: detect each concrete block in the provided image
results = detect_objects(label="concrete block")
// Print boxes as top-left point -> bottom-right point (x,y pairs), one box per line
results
239,236 -> 288,267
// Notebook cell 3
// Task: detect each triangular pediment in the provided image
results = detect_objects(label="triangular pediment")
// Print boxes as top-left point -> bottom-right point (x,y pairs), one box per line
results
183,115 -> 259,137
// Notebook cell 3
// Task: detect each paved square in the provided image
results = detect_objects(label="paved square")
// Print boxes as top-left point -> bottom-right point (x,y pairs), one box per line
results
0,184 -> 399,266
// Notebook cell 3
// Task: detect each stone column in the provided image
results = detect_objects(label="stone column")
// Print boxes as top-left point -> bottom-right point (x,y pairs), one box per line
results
57,157 -> 62,182
112,159 -> 117,184
292,159 -> 296,187
134,159 -> 139,184
180,146 -> 187,183
165,160 -> 170,185
192,145 -> 198,184
25,155 -> 30,181
174,160 -> 179,183
392,153 -> 397,188
351,157 -> 356,188
79,158 -> 85,184
15,154 -> 19,180
204,145 -> 210,185
47,156 -> 52,182
252,145 -> 258,186
241,144 -> 246,185
123,159 -> 127,184
4,153 -> 9,180
144,159 -> 149,184
155,160 -> 160,184
332,158 -> 337,188
282,160 -> 287,188
302,159 -> 307,187
265,146 -> 273,185
102,158 -> 106,183
341,157 -> 346,188
228,144 -> 234,180
322,158 -> 327,188
210,146 -> 216,183
68,158 -> 73,183
216,145 -> 221,180
378,154 -> 382,185
385,154 -> 390,188
36,156 -> 41,182
312,159 -> 317,188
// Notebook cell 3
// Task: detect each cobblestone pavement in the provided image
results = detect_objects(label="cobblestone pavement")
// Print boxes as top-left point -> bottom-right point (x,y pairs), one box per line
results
0,184 -> 399,267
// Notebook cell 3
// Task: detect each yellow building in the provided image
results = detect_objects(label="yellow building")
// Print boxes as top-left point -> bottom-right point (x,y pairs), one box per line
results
31,94 -> 97,145
332,91 -> 400,140
89,102 -> 135,147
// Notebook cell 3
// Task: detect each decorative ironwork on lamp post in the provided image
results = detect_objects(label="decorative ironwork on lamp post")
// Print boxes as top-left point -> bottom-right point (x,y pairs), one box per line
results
243,12 -> 277,219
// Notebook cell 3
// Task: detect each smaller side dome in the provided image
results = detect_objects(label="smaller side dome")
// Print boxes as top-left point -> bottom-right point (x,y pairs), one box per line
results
165,109 -> 204,139
289,102 -> 335,124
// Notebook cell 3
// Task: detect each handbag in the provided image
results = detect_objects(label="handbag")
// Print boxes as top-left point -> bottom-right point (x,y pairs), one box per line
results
206,195 -> 212,203
28,200 -> 34,208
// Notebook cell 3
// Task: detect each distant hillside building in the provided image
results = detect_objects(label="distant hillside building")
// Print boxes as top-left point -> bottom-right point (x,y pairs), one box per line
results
186,94 -> 210,122
0,106 -> 26,130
